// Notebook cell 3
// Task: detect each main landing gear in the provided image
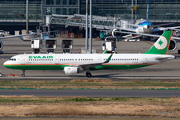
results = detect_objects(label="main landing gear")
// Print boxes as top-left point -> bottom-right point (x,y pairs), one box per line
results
86,71 -> 92,78
22,70 -> 25,77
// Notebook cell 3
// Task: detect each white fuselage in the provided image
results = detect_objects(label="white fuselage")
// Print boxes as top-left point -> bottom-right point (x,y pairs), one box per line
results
134,20 -> 153,34
3,53 -> 174,71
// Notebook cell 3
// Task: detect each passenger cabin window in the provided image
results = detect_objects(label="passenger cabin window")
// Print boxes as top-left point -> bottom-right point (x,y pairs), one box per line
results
9,58 -> 16,61
109,58 -> 139,61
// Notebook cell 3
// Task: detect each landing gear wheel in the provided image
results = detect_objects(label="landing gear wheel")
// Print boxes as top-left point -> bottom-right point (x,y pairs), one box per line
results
21,74 -> 25,77
86,72 -> 92,78
22,70 -> 25,77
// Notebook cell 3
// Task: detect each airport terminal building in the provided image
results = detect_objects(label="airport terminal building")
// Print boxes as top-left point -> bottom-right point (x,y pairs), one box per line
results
0,0 -> 180,34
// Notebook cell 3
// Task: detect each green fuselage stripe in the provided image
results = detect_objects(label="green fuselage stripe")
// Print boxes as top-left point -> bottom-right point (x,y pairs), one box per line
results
4,64 -> 152,70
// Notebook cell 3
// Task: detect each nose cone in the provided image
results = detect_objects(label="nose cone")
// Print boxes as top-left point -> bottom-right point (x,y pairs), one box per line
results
144,25 -> 150,29
3,61 -> 9,68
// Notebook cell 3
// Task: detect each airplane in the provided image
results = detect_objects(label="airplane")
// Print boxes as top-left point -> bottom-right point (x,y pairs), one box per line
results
95,0 -> 180,51
0,30 -> 56,52
109,0 -> 180,43
0,33 -> 39,51
59,0 -> 180,51
20,31 -> 52,41
3,30 -> 175,77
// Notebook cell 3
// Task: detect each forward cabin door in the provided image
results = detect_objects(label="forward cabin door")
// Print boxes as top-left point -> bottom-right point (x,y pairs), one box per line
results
54,55 -> 59,70
55,55 -> 59,64
21,55 -> 26,65
97,55 -> 102,63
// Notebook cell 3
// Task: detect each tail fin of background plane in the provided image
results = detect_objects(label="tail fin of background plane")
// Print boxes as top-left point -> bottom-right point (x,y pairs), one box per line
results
146,0 -> 149,21
144,30 -> 173,55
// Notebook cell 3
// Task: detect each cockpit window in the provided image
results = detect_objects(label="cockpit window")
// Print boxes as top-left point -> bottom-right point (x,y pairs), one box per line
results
9,58 -> 16,61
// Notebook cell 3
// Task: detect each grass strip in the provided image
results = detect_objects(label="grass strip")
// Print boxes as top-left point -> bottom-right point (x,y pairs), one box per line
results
0,79 -> 180,90
1,79 -> 180,86
0,87 -> 180,90
0,96 -> 174,103
0,96 -> 179,118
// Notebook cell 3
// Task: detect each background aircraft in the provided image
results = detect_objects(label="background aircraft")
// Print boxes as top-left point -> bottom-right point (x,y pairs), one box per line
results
0,33 -> 39,51
59,0 -> 180,51
0,30 -> 58,52
96,0 -> 180,51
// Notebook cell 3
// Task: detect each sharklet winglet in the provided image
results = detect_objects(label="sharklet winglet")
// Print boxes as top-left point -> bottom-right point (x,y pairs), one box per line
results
104,53 -> 113,63
103,49 -> 108,54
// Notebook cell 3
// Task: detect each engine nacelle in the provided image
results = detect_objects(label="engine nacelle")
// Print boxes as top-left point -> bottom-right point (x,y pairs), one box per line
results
169,39 -> 176,51
0,40 -> 3,51
63,67 -> 83,75
112,29 -> 121,37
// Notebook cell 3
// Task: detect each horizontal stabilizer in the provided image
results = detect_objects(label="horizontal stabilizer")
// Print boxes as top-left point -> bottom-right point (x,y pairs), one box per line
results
155,55 -> 175,61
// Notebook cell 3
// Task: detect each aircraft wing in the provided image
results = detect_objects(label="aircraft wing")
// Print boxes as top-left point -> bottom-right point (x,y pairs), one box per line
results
0,33 -> 38,39
0,30 -> 59,40
94,25 -> 137,32
117,31 -> 180,40
153,26 -> 180,33
151,23 -> 175,28
70,53 -> 113,70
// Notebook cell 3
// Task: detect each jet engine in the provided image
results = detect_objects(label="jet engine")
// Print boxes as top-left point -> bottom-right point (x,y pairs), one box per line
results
0,40 -> 3,51
169,39 -> 176,51
63,67 -> 83,75
112,29 -> 121,37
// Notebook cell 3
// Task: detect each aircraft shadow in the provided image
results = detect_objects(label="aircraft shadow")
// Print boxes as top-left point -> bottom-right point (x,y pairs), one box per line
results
91,74 -> 119,78
24,74 -> 118,78
116,76 -> 180,78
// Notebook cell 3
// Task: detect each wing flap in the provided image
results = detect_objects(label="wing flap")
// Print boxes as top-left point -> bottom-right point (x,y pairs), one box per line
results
116,31 -> 180,41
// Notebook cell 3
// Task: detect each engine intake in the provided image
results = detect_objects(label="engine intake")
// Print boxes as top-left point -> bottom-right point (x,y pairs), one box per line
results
0,40 -> 3,51
63,67 -> 83,75
169,39 -> 176,51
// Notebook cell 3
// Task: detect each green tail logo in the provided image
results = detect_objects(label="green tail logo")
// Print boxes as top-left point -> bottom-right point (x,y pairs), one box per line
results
144,30 -> 173,55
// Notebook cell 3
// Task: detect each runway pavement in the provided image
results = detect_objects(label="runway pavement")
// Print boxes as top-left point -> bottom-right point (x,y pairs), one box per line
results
0,89 -> 180,97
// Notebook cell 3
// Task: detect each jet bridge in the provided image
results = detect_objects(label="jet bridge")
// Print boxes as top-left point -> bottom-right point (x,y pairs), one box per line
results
48,14 -> 119,28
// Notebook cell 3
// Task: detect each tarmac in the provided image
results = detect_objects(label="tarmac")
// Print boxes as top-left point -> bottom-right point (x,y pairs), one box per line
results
0,37 -> 180,80
1,89 -> 180,97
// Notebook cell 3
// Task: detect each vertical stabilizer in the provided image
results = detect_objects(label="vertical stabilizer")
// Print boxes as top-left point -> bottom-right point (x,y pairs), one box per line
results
144,30 -> 173,55
146,0 -> 149,21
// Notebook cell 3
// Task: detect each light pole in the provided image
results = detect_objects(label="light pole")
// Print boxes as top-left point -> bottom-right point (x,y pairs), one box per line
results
89,0 -> 92,54
86,0 -> 88,49
26,0 -> 29,34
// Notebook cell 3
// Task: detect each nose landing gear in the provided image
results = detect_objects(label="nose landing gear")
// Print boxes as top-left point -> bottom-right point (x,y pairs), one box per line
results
21,70 -> 25,77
